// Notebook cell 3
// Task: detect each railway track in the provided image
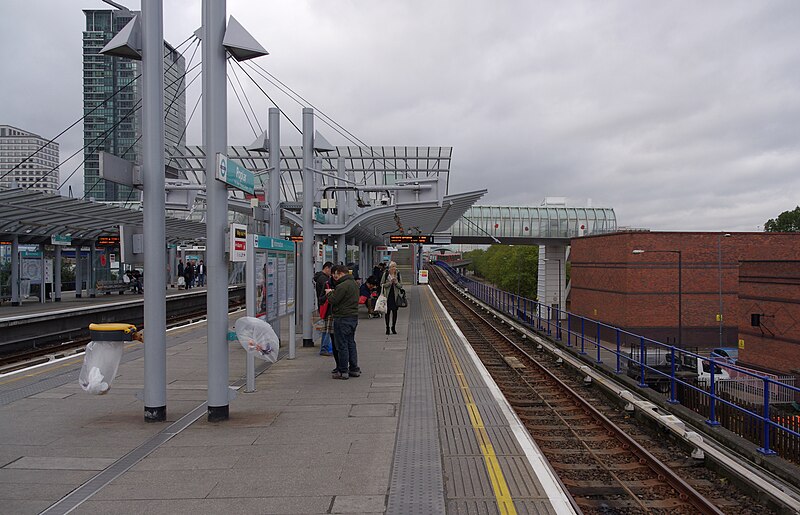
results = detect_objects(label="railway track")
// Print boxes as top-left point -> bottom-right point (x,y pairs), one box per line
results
430,266 -> 771,514
0,298 -> 245,374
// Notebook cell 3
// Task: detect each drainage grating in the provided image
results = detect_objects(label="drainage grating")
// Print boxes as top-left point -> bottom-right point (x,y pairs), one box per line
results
386,288 -> 446,515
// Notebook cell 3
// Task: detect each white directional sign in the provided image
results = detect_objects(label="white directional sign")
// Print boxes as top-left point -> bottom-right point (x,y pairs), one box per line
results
230,223 -> 248,262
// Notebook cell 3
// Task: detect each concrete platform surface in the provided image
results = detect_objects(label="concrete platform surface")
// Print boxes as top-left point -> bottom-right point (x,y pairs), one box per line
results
0,297 -> 407,514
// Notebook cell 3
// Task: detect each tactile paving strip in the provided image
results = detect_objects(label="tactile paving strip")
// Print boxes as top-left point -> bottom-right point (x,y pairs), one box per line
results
386,288 -> 446,514
423,287 -> 562,513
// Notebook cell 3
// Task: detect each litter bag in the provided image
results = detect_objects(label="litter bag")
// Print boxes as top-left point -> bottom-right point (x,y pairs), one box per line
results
375,294 -> 388,314
234,316 -> 280,363
78,340 -> 124,395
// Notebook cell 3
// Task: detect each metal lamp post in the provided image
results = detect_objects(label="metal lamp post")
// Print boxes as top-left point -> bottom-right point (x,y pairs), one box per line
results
633,249 -> 682,347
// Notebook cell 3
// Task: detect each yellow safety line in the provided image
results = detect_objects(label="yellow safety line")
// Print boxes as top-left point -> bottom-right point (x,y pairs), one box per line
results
425,290 -> 517,515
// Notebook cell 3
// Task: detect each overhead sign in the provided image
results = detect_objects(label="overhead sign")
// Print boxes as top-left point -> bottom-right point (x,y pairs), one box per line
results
216,154 -> 255,195
97,235 -> 120,247
389,234 -> 430,244
255,235 -> 295,252
51,234 -> 72,246
230,223 -> 248,262
313,207 -> 326,223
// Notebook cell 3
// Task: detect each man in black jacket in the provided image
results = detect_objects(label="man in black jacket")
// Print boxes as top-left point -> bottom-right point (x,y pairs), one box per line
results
326,265 -> 360,380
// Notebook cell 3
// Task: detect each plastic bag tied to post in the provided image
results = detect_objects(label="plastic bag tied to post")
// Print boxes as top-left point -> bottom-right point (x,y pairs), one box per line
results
79,323 -> 137,395
234,316 -> 280,363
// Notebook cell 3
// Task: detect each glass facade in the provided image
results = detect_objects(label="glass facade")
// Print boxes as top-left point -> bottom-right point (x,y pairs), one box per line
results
0,126 -> 60,193
83,10 -> 186,201
451,205 -> 617,239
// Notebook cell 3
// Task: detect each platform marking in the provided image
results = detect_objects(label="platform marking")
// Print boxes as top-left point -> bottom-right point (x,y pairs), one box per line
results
429,286 -> 578,514
424,291 -> 517,515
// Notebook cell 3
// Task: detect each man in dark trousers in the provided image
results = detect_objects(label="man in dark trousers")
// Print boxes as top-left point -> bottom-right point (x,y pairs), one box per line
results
325,265 -> 360,380
197,260 -> 206,287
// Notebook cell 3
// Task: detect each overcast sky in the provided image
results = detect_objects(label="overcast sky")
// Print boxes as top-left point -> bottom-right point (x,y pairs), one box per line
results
1,0 -> 798,231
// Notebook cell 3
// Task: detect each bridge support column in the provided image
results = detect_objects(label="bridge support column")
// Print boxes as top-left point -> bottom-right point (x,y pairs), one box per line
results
538,245 -> 567,319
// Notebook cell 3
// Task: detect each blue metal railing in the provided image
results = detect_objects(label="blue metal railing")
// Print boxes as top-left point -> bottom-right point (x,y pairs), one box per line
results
432,261 -> 800,457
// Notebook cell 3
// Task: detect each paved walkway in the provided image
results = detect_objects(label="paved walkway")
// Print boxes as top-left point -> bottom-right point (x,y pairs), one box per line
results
0,299 -> 407,514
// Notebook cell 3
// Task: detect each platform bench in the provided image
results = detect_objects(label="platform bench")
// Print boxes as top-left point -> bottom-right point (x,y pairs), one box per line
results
96,280 -> 127,294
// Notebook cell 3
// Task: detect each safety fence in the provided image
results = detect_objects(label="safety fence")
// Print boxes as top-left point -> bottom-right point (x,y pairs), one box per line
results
434,261 -> 800,462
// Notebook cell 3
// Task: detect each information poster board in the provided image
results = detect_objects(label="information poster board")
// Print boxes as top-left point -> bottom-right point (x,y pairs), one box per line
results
254,236 -> 296,322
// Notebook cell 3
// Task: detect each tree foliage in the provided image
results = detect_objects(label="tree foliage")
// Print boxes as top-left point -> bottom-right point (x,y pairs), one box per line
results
764,206 -> 800,232
464,245 -> 539,298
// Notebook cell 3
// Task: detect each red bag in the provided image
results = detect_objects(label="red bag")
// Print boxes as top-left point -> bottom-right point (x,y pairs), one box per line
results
359,295 -> 368,305
319,300 -> 330,319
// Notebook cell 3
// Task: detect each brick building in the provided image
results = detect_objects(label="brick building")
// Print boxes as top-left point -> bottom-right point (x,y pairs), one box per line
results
568,232 -> 800,356
737,261 -> 800,374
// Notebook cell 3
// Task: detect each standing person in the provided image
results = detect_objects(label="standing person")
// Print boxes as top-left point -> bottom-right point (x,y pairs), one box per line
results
177,259 -> 184,288
326,265 -> 360,379
313,262 -> 335,359
197,259 -> 206,287
184,261 -> 194,290
380,261 -> 404,335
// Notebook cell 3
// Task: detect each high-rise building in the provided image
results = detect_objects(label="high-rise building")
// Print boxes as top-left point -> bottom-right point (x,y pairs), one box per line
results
0,125 -> 60,193
83,9 -> 186,201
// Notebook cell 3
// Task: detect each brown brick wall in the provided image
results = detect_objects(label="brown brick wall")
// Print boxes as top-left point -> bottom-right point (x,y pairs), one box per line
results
737,261 -> 800,374
570,232 -> 800,351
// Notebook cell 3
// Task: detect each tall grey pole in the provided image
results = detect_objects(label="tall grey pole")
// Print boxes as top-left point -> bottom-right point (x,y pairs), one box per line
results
89,242 -> 96,298
301,108 -> 315,346
245,231 -> 256,393
10,235 -> 19,306
142,0 -> 167,422
268,107 -> 281,338
718,233 -> 723,347
40,245 -> 45,303
336,157 -> 347,266
203,0 -> 230,421
74,244 -> 82,298
54,245 -> 62,302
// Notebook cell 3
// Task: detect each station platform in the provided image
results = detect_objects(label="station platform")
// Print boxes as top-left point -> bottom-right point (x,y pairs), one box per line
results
0,285 -> 573,514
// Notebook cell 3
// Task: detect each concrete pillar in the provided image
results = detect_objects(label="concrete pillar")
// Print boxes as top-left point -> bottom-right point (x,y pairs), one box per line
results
10,235 -> 19,306
168,245 -> 176,286
54,245 -> 62,302
74,244 -> 82,298
537,245 -> 567,318
203,0 -> 230,421
40,245 -> 46,303
142,0 -> 168,422
301,108 -> 315,347
89,242 -> 96,298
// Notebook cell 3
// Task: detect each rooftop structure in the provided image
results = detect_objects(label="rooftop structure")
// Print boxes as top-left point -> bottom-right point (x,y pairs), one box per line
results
0,125 -> 59,194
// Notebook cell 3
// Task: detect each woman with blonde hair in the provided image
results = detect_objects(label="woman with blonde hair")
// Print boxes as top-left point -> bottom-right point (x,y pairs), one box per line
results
380,261 -> 404,335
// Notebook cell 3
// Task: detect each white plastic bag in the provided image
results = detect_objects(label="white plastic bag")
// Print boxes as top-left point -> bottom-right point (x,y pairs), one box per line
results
375,294 -> 388,314
78,340 -> 124,395
234,316 -> 280,363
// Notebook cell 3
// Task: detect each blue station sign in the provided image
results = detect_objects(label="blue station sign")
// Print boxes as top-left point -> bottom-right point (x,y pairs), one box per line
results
216,154 -> 255,195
